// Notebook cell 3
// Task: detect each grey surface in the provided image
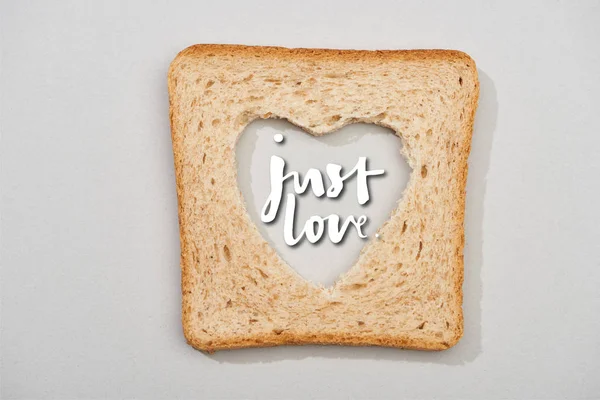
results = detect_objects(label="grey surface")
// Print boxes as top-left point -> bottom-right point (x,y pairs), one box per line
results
237,120 -> 411,287
1,0 -> 599,399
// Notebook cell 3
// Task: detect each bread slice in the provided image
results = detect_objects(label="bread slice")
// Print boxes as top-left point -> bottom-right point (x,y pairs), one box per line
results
168,44 -> 479,352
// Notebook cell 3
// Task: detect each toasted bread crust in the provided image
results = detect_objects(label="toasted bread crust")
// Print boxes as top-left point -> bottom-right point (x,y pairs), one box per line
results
168,44 -> 478,352
170,43 -> 476,66
186,331 -> 459,354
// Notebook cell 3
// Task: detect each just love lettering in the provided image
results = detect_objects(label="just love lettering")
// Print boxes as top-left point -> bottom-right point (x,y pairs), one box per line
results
260,135 -> 385,246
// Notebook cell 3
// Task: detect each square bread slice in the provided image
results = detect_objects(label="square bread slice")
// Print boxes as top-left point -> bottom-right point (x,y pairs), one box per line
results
168,44 -> 479,352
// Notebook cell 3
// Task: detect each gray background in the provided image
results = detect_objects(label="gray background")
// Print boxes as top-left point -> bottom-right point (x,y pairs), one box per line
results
237,120 -> 411,287
1,0 -> 599,399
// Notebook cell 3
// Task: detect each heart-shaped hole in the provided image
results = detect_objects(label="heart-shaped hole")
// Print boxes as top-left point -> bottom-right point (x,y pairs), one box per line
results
236,119 -> 411,287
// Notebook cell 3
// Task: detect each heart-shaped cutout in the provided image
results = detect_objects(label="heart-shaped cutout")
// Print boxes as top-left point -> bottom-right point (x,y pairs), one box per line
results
236,119 -> 411,287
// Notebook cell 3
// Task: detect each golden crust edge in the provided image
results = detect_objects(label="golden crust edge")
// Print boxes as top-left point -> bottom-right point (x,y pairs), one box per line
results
184,329 -> 463,353
169,43 -> 477,70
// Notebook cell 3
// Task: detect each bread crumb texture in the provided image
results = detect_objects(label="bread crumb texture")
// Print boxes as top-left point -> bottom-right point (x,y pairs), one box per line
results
168,44 -> 479,352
